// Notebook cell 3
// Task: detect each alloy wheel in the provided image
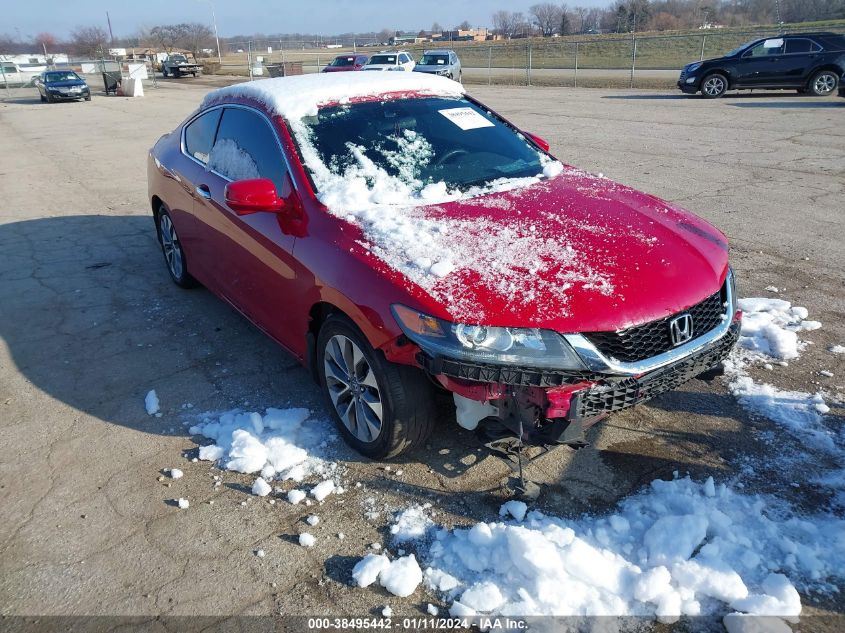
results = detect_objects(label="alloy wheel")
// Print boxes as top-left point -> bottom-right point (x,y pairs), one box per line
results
159,214 -> 184,279
813,73 -> 836,95
702,76 -> 725,97
323,334 -> 384,443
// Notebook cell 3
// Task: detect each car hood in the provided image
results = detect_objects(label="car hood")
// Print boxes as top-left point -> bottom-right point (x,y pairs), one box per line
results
45,80 -> 87,87
323,66 -> 356,72
414,65 -> 448,72
372,167 -> 729,333
363,65 -> 395,71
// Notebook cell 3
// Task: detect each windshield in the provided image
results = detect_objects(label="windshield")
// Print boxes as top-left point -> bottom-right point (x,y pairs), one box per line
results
44,71 -> 80,82
294,96 -> 548,196
368,55 -> 397,65
330,56 -> 357,67
420,54 -> 449,65
170,55 -> 187,62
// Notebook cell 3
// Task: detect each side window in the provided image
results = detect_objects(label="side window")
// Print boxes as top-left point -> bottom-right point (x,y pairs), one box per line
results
400,54 -> 409,63
209,107 -> 286,192
784,39 -> 813,54
184,109 -> 222,164
747,38 -> 784,57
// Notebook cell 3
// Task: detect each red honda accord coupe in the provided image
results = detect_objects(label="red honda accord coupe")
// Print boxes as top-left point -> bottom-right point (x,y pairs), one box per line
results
147,73 -> 740,459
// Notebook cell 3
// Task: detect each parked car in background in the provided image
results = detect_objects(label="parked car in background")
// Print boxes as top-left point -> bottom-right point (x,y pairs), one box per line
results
0,62 -> 32,87
363,51 -> 415,71
413,49 -> 462,81
162,54 -> 202,78
322,54 -> 369,72
35,71 -> 91,102
148,73 -> 739,460
678,32 -> 845,98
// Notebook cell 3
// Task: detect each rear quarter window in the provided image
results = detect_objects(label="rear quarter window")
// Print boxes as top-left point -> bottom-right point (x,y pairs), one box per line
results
184,109 -> 222,164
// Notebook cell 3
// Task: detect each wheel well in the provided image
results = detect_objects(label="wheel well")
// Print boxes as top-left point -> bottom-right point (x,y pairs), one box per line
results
701,69 -> 730,86
306,302 -> 346,383
809,65 -> 842,79
151,195 -> 163,217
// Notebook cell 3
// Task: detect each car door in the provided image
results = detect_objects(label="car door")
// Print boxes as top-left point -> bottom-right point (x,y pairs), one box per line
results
782,37 -> 822,84
164,107 -> 223,287
736,38 -> 785,86
190,105 -> 304,350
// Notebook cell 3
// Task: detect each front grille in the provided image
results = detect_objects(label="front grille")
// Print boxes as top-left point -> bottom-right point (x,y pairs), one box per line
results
573,323 -> 739,418
584,287 -> 726,363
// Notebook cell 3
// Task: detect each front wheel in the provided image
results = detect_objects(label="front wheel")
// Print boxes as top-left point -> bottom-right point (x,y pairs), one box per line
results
317,315 -> 436,459
700,73 -> 728,98
156,208 -> 198,288
808,70 -> 838,96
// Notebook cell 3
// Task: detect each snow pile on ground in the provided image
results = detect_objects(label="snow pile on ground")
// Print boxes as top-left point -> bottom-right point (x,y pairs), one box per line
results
367,476 -> 845,623
724,298 -> 833,452
203,72 -> 465,120
391,505 -> 434,543
189,408 -> 336,482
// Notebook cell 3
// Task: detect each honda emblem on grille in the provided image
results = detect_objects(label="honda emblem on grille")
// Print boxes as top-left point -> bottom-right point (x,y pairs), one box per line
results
669,314 -> 694,346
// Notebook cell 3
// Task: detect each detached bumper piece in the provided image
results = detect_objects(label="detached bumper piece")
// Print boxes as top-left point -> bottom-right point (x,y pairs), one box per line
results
572,322 -> 740,419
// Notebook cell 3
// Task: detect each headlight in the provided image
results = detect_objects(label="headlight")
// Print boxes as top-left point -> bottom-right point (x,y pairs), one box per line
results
392,305 -> 586,370
686,62 -> 702,72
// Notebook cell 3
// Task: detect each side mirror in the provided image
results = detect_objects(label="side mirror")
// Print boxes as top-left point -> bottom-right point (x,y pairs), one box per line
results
524,132 -> 550,153
224,178 -> 284,215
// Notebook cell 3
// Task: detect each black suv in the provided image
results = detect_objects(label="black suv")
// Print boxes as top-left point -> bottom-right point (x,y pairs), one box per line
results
678,32 -> 845,98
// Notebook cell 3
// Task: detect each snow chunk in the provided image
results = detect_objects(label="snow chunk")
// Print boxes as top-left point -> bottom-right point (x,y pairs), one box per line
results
168,468 -> 183,479
145,390 -> 160,415
829,344 -> 845,354
306,515 -> 320,526
426,604 -> 439,616
287,489 -> 306,505
252,477 -> 272,497
299,533 -> 316,547
380,555 -> 423,597
352,553 -> 391,588
499,500 -> 528,522
460,581 -> 505,612
176,498 -> 189,509
311,480 -> 335,501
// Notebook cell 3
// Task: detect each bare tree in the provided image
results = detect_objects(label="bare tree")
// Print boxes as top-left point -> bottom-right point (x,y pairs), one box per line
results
431,22 -> 443,33
457,20 -> 472,30
70,25 -> 109,57
35,32 -> 57,52
150,24 -> 190,53
182,23 -> 213,57
530,3 -> 564,36
492,10 -> 523,39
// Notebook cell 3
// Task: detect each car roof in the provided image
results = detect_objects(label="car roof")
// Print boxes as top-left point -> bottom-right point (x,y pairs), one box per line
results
202,72 -> 466,119
423,49 -> 455,55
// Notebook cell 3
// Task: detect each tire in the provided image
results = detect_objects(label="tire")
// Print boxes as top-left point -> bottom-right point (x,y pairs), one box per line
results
317,314 -> 436,459
45,92 -> 54,103
700,73 -> 728,98
40,94 -> 46,102
155,207 -> 198,288
84,95 -> 91,101
807,70 -> 838,96
162,67 -> 168,78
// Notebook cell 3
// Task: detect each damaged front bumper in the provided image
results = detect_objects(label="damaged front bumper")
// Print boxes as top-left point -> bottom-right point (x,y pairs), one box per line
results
418,318 -> 741,446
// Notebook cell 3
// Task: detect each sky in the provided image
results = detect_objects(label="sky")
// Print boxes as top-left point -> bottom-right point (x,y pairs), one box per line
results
6,0 -> 608,40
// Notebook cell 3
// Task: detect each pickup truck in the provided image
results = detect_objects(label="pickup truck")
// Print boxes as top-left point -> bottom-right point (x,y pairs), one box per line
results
161,54 -> 202,78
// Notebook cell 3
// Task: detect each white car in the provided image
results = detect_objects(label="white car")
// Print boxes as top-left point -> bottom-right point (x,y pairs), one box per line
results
363,51 -> 415,72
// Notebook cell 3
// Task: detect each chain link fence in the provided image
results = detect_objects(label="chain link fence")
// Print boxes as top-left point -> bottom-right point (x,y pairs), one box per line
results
215,25 -> 845,89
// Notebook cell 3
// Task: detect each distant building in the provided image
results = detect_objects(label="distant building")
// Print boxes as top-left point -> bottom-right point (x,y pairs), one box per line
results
434,27 -> 490,42
389,31 -> 429,45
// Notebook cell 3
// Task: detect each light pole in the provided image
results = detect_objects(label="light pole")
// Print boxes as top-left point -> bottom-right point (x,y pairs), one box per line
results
198,0 -> 222,63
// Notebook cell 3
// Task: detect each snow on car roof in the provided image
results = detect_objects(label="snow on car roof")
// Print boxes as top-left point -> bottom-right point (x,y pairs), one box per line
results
201,72 -> 465,121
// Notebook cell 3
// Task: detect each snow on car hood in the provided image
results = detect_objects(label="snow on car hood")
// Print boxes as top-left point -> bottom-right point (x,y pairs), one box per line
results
336,166 -> 729,332
202,72 -> 464,120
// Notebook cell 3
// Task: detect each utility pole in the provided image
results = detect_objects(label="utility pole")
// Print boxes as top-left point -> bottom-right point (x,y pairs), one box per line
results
106,11 -> 115,45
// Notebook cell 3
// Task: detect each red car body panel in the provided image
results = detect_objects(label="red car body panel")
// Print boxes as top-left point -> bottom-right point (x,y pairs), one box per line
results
147,94 -> 730,373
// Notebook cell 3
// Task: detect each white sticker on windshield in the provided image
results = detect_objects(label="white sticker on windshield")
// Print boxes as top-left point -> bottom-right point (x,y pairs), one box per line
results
438,107 -> 495,131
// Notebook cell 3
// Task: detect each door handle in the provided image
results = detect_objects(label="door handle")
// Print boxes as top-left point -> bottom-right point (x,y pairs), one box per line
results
195,184 -> 211,199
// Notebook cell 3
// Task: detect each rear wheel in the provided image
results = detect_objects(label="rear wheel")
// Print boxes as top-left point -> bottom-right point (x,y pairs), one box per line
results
700,73 -> 728,98
162,67 -> 168,78
808,70 -> 838,96
317,314 -> 436,459
156,207 -> 198,288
